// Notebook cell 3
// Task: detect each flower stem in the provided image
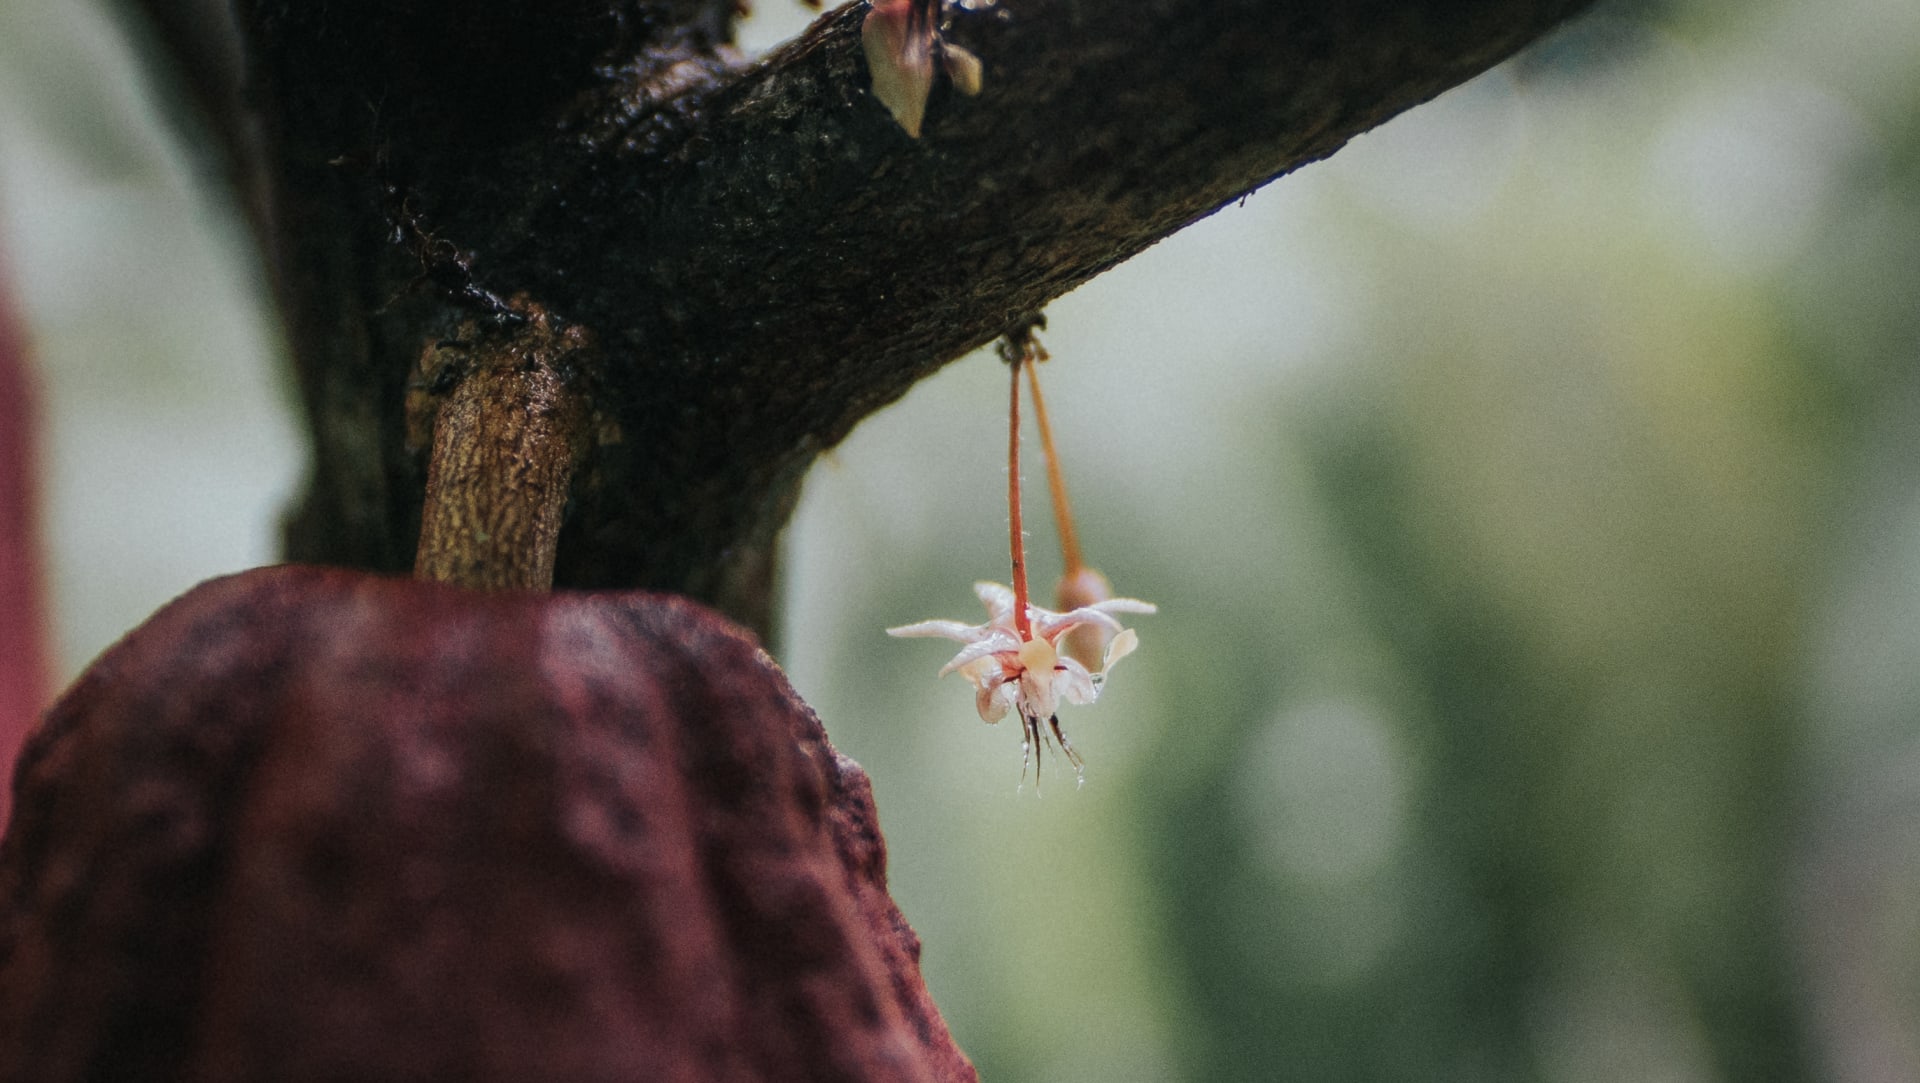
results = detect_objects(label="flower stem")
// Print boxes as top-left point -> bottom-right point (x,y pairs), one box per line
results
1007,355 -> 1033,641
1024,360 -> 1085,576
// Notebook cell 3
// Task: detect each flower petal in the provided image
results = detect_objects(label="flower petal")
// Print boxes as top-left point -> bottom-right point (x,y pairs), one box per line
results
976,677 -> 1016,723
1033,605 -> 1125,641
937,632 -> 1019,677
973,581 -> 1017,624
1099,628 -> 1140,677
956,654 -> 1005,686
886,618 -> 986,641
1054,657 -> 1098,705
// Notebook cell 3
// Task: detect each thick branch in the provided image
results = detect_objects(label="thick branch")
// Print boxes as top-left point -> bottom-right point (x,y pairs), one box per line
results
158,0 -> 1595,626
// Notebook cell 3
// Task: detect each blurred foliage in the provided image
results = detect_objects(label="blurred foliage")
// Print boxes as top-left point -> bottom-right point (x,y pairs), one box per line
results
782,1 -> 1920,1080
4,0 -> 1919,1080
0,0 -> 300,677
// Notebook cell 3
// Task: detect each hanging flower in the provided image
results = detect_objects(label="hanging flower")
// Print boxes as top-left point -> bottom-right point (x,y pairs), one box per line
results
888,332 -> 1152,782
888,582 -> 1153,778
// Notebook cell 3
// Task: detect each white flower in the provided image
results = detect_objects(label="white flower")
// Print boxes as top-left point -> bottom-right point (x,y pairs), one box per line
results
888,582 -> 1154,778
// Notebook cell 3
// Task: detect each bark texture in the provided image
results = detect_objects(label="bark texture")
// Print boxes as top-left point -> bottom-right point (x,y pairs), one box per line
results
126,0 -> 1595,631
0,566 -> 973,1083
411,308 -> 595,590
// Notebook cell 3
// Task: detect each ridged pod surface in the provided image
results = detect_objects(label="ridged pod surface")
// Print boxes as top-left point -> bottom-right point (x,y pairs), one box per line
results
0,566 -> 972,1083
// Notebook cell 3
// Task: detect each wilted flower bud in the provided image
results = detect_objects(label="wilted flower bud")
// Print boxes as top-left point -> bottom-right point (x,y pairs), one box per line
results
862,0 -> 982,138
1054,565 -> 1116,671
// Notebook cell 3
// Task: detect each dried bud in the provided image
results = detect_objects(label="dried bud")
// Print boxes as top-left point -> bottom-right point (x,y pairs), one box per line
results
862,0 -> 982,137
863,0 -> 936,137
941,42 -> 983,97
1054,565 -> 1116,671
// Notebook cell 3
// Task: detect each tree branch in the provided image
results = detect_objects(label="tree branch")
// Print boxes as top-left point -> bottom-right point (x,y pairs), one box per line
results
411,308 -> 594,591
144,0 -> 1595,628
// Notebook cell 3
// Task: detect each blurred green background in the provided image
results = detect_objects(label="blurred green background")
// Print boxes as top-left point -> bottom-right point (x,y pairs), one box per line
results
4,0 -> 1918,1079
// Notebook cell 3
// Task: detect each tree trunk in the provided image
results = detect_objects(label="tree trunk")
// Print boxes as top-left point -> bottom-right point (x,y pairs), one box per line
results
132,0 -> 1595,632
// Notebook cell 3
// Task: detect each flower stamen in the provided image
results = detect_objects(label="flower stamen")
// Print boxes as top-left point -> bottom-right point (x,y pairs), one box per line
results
1049,714 -> 1085,777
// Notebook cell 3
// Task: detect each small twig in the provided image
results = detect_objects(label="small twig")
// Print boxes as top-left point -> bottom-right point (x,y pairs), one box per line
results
413,307 -> 592,591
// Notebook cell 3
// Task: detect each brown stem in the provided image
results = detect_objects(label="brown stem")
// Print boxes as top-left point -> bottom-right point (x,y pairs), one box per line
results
1024,359 -> 1085,577
1006,356 -> 1032,641
413,310 -> 592,591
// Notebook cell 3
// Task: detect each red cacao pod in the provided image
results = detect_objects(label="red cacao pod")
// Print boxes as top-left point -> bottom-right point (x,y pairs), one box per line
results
0,566 -> 973,1083
0,266 -> 47,829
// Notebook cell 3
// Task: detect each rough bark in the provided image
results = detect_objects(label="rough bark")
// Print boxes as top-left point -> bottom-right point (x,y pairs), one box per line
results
0,566 -> 973,1083
410,307 -> 596,590
122,0 -> 1595,632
